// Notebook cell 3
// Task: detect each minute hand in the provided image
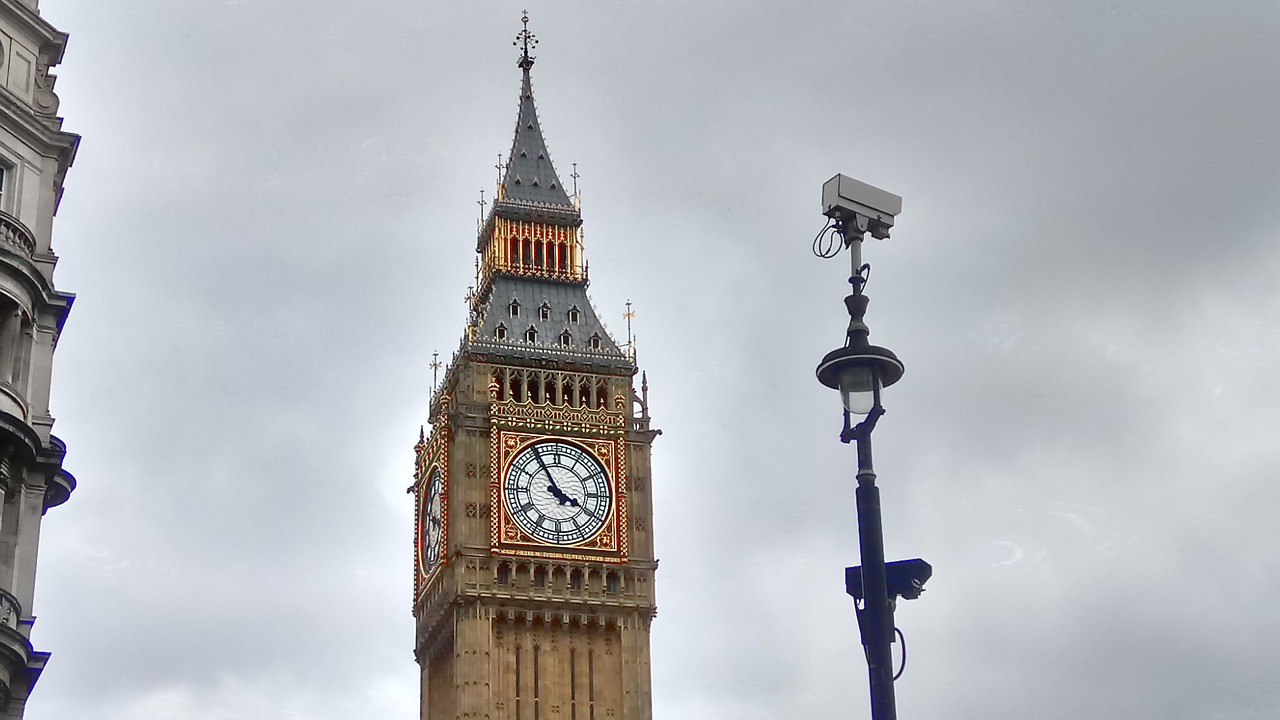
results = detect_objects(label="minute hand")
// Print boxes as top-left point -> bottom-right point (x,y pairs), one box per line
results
534,450 -> 580,507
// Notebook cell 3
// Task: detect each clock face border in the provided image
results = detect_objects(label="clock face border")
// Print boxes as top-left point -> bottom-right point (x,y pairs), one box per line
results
418,464 -> 446,580
491,429 -> 629,561
415,427 -> 450,598
503,440 -> 612,546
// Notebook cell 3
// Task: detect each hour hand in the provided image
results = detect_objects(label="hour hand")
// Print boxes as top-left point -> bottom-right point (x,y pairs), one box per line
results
546,482 -> 581,507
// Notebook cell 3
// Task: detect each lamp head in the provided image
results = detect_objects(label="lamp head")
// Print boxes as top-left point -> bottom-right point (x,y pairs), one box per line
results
816,343 -> 903,415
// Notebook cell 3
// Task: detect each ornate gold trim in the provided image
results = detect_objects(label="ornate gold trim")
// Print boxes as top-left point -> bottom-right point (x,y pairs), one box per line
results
490,398 -> 625,436
490,429 -> 629,562
415,425 -> 451,599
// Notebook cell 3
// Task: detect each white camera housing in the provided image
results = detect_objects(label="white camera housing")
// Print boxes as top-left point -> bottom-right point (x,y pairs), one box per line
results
822,174 -> 902,238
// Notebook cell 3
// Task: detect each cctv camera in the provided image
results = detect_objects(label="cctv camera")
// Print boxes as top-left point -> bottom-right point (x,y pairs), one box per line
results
822,174 -> 902,240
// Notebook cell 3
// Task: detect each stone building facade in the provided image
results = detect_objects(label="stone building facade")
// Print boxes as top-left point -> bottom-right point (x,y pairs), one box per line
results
412,18 -> 659,720
0,0 -> 78,716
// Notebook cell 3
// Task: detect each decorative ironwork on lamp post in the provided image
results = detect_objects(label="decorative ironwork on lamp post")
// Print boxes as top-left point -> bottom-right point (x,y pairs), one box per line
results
813,175 -> 932,720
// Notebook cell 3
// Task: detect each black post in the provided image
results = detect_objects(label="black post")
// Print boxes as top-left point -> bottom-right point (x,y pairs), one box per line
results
853,415 -> 897,720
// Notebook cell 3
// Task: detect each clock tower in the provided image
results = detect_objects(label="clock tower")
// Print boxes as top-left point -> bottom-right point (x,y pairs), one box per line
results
412,17 -> 660,720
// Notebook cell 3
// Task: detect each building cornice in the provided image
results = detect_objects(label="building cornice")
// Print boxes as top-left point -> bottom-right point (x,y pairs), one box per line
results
0,89 -> 79,165
0,1 -> 68,63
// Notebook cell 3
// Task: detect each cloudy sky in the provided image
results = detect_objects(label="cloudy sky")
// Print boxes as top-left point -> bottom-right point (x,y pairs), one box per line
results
25,0 -> 1280,718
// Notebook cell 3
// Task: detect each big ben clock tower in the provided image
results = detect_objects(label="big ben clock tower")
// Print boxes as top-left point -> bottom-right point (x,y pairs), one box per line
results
412,16 -> 660,720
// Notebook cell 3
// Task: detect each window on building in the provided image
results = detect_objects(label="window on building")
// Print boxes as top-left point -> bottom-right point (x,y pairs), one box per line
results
568,306 -> 580,324
525,326 -> 537,343
559,331 -> 572,347
533,566 -> 547,588
589,333 -> 601,351
509,299 -> 521,317
497,563 -> 511,585
538,302 -> 551,321
569,569 -> 583,591
605,572 -> 620,594
495,323 -> 507,340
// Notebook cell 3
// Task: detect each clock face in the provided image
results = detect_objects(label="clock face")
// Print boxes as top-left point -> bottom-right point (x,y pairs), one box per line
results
420,467 -> 444,575
504,440 -> 612,546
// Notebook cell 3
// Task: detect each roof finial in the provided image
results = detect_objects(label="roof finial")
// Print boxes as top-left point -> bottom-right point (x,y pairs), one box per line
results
477,188 -> 487,227
624,300 -> 636,360
571,162 -> 580,197
515,11 -> 537,70
431,352 -> 442,392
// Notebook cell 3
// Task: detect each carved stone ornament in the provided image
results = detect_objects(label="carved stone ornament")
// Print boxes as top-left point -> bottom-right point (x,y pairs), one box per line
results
34,55 -> 60,118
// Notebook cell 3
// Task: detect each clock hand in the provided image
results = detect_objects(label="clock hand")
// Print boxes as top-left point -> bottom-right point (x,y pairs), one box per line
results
534,450 -> 581,507
546,482 -> 582,507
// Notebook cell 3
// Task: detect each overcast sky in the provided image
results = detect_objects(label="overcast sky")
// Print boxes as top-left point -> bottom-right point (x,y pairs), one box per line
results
25,1 -> 1280,718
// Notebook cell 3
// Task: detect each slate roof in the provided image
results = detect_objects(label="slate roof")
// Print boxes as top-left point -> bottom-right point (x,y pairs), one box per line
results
470,276 -> 633,371
500,63 -> 573,208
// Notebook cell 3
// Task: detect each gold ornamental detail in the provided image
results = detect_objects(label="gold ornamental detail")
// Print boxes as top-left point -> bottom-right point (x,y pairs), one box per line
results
491,399 -> 625,436
415,424 -> 451,600
490,428 -> 629,563
480,218 -> 585,286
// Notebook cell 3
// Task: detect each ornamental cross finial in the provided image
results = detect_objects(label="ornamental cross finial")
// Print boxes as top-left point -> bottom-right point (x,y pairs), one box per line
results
624,300 -> 636,359
478,188 -> 487,224
515,11 -> 537,69
431,352 -> 442,392
571,162 -> 580,197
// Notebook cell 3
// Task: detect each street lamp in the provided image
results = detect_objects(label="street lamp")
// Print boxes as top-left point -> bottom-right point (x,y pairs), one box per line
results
814,174 -> 929,720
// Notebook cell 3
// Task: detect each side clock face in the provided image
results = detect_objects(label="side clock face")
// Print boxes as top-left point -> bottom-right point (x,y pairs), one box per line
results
419,467 -> 444,575
504,440 -> 611,545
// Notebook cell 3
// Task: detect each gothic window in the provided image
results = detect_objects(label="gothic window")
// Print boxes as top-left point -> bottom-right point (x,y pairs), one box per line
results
525,326 -> 537,343
570,568 -> 583,591
495,323 -> 507,340
568,306 -> 580,324
605,572 -> 620,594
529,373 -> 543,403
512,371 -> 526,402
538,302 -> 551,321
533,566 -> 547,588
571,648 -> 579,719
559,330 -> 572,347
497,562 -> 511,585
509,299 -> 521,317
589,333 -> 601,351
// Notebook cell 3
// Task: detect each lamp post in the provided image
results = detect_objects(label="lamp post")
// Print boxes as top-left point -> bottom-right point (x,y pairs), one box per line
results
814,175 -> 929,720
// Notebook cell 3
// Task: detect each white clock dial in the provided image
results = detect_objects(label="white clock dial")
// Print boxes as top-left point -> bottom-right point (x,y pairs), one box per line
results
420,467 -> 444,574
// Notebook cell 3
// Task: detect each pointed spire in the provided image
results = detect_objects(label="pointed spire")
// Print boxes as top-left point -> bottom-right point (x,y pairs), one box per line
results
500,13 -> 572,208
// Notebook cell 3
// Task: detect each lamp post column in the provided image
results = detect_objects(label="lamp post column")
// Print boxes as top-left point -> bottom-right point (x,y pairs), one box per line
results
853,417 -> 896,720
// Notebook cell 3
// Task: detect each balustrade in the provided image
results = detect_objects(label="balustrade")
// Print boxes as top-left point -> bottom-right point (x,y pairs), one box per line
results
0,212 -> 35,258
